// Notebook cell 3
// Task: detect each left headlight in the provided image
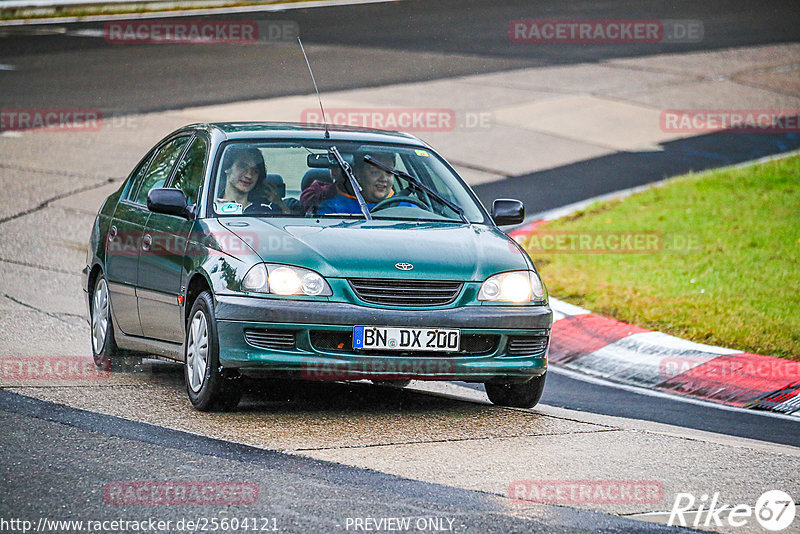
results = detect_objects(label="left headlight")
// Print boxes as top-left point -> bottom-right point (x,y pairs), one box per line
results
478,270 -> 545,303
241,264 -> 332,297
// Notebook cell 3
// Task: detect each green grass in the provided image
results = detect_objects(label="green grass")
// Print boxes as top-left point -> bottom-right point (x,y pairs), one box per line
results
523,153 -> 800,360
0,0 -> 327,21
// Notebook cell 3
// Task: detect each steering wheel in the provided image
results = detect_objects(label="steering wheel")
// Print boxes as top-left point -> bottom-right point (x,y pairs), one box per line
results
370,195 -> 429,212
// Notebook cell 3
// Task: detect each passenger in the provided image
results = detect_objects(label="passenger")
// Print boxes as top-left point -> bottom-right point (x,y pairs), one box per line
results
216,147 -> 296,214
215,146 -> 266,214
300,168 -> 342,215
317,151 -> 403,215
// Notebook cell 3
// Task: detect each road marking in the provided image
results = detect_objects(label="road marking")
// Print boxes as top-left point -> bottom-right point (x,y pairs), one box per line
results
404,380 -> 491,404
411,373 -> 800,422
68,29 -> 103,38
0,64 -> 17,70
549,365 -> 800,421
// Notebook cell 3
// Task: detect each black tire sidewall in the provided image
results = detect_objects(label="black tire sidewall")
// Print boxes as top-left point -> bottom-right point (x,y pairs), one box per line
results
485,372 -> 547,408
183,291 -> 224,411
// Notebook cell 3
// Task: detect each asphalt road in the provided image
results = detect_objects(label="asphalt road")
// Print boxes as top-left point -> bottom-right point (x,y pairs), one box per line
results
0,389 -> 690,534
475,131 -> 800,215
460,370 -> 800,448
1,0 -> 799,115
1,2 -> 799,530
1,0 -> 797,450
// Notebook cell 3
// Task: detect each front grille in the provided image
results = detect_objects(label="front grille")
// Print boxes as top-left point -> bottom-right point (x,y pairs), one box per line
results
349,278 -> 462,307
244,329 -> 296,350
507,335 -> 549,356
310,330 -> 498,356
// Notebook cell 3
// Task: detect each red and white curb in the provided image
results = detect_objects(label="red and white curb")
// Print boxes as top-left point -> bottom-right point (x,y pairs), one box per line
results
546,298 -> 800,417
506,152 -> 800,418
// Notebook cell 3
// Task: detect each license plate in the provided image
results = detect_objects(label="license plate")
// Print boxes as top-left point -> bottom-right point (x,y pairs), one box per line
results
353,326 -> 460,352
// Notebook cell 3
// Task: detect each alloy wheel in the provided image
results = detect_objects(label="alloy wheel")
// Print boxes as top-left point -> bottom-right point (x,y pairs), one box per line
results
91,278 -> 109,354
186,310 -> 209,392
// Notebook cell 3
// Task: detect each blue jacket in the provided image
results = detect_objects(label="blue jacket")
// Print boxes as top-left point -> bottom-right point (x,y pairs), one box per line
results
318,191 -> 411,215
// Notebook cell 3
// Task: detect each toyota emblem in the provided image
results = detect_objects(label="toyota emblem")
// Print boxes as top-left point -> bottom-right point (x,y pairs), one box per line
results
395,262 -> 414,271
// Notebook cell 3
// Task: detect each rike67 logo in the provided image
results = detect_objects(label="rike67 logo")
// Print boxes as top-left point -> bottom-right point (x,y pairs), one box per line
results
669,490 -> 796,531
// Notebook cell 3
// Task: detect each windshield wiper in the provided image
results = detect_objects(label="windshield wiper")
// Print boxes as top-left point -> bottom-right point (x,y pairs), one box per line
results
329,146 -> 372,220
363,155 -> 468,223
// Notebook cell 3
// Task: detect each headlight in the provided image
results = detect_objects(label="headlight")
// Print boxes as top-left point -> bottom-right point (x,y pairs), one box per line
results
478,270 -> 545,303
241,264 -> 332,297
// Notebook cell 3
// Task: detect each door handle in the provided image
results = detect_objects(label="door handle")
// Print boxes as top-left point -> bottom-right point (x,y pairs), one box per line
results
108,225 -> 118,241
141,234 -> 152,251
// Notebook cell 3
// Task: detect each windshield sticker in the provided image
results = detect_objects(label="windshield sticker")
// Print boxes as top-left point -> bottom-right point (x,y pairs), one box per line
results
415,149 -> 429,157
216,201 -> 243,214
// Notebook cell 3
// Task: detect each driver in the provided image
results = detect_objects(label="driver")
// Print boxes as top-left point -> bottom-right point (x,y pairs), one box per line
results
317,150 -> 404,215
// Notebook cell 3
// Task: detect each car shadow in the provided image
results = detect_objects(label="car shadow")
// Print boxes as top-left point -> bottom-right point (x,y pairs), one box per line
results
122,358 -> 491,415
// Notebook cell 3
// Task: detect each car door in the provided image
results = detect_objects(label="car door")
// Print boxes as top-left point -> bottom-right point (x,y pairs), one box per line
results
138,134 -> 208,343
105,150 -> 157,337
108,135 -> 191,338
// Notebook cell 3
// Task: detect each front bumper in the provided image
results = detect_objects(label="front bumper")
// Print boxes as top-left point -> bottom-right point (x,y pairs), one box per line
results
215,295 -> 552,382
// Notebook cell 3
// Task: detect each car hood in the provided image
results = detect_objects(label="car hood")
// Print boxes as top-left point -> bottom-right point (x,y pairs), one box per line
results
220,218 -> 530,281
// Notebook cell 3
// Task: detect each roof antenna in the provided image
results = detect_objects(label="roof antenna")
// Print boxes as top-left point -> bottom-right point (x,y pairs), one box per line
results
297,36 -> 330,139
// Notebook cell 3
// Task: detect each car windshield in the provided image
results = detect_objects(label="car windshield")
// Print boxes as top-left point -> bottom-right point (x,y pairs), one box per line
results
210,140 -> 486,223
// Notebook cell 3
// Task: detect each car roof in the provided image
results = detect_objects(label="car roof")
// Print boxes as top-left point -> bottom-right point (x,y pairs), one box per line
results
180,122 -> 430,147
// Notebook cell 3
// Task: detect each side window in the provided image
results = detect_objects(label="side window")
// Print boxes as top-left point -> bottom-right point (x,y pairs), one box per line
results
169,135 -> 208,205
123,151 -> 155,200
130,136 -> 190,205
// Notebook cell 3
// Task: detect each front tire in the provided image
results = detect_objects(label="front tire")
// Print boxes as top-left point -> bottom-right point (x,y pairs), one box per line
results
485,373 -> 546,408
185,291 -> 241,412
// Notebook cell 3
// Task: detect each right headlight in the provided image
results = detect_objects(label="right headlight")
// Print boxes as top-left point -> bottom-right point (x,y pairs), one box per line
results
241,263 -> 332,297
478,270 -> 545,303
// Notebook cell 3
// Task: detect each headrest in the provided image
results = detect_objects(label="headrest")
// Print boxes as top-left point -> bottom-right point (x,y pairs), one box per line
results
265,173 -> 285,197
301,168 -> 333,190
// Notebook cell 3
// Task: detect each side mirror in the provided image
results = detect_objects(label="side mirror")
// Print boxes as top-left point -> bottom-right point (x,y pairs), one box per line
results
492,199 -> 525,226
147,188 -> 192,219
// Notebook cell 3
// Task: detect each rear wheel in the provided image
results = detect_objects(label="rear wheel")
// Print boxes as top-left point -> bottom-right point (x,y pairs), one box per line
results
90,274 -> 120,370
185,291 -> 241,412
485,373 -> 546,408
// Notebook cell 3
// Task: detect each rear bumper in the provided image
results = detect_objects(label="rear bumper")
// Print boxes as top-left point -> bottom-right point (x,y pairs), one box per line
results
215,295 -> 551,382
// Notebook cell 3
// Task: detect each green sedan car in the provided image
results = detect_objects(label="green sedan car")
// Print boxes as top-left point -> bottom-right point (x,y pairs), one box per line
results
84,122 -> 552,411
